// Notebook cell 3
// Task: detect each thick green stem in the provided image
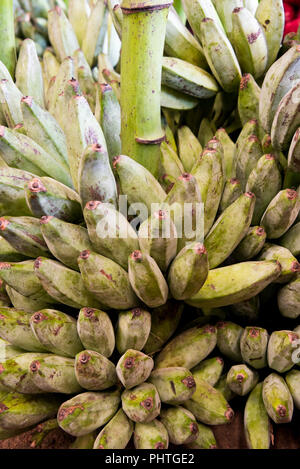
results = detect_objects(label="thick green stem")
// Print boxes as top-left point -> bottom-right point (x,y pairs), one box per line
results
121,0 -> 172,177
0,0 -> 16,78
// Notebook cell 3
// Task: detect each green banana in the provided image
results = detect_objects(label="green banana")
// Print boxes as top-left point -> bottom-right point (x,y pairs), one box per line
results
165,7 -> 208,69
164,172 -> 203,251
113,154 -> 166,218
240,327 -> 269,369
159,141 -> 184,190
81,0 -> 108,67
161,57 -> 218,99
40,215 -> 93,271
192,356 -> 224,387
5,285 -> 54,312
70,431 -> 97,449
277,276 -> 300,319
49,56 -> 75,118
48,5 -> 80,62
182,0 -> 225,42
0,352 -> 49,394
78,249 -> 138,310
215,128 -> 236,179
244,383 -> 270,449
185,422 -> 217,449
121,383 -> 161,423
57,390 -> 120,437
74,48 -> 96,112
267,330 -> 299,373
0,260 -> 55,306
255,0 -> 285,69
116,308 -> 151,355
93,408 -> 133,449
0,391 -> 61,432
184,375 -> 234,425
0,167 -> 34,217
62,93 -> 108,191
68,0 -> 90,47
0,79 -> 23,128
285,370 -> 300,410
238,73 -> 261,125
42,49 -> 60,94
186,261 -> 281,308
226,364 -> 259,396
212,0 -> 243,37
261,188 -> 300,239
34,256 -> 102,309
78,144 -> 117,209
83,201 -> 138,271
198,117 -> 214,148
279,222 -> 300,257
155,324 -> 217,370
149,367 -> 196,405
0,216 -> 50,258
95,83 -> 121,165
231,6 -> 268,79
25,176 -> 82,222
236,134 -> 263,189
205,192 -> 255,269
287,127 -> 300,173
216,321 -> 243,362
0,126 -> 73,187
116,349 -> 154,389
246,154 -> 282,225
15,38 -> 44,108
143,301 -> 183,355
230,295 -> 260,322
200,17 -> 242,93
161,85 -> 199,110
21,95 -> 70,169
134,419 -> 169,449
244,0 -> 259,15
271,82 -> 300,151
177,125 -> 202,173
215,374 -> 236,402
262,373 -> 294,424
160,406 -> 198,445
191,148 -> 223,235
29,355 -> 83,394
258,243 -> 300,284
128,250 -> 168,308
259,46 -> 300,133
74,350 -> 117,391
220,178 -> 242,212
30,309 -> 83,357
168,242 -> 208,300
138,208 -> 177,273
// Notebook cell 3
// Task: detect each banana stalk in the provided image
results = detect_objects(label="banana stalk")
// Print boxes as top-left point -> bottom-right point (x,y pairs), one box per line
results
120,0 -> 172,177
0,0 -> 16,79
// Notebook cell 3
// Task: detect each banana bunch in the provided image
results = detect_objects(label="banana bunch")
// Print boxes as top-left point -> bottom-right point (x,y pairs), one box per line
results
0,0 -> 298,452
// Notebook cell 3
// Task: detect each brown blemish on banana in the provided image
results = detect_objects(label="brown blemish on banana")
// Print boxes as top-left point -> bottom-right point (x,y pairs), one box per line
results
0,218 -> 9,230
99,269 -> 113,281
79,353 -> 90,364
30,361 -> 40,372
28,178 -> 47,193
182,376 -> 196,389
247,30 -> 261,44
140,397 -> 153,410
57,405 -> 84,421
32,312 -> 47,323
